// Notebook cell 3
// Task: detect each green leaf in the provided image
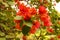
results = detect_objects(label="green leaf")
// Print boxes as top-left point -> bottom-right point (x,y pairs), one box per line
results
6,33 -> 15,38
35,29 -> 40,36
22,25 -> 31,35
25,22 -> 33,27
2,2 -> 9,7
0,38 -> 6,40
0,23 -> 10,30
41,29 -> 47,36
0,31 -> 5,36
14,16 -> 22,20
7,1 -> 15,6
24,21 -> 33,27
56,0 -> 60,2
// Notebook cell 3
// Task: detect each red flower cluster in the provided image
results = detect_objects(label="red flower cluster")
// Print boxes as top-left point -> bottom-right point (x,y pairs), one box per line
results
14,1 -> 38,33
14,0 -> 52,34
16,2 -> 37,21
30,20 -> 40,34
39,6 -> 52,27
14,19 -> 21,30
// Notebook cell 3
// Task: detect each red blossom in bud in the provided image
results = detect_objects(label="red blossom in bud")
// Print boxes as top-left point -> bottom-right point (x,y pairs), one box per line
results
47,27 -> 54,33
23,14 -> 31,21
39,5 -> 52,27
30,20 -> 40,34
15,23 -> 21,30
16,11 -> 22,16
23,35 -> 27,40
14,20 -> 21,23
40,14 -> 50,22
33,20 -> 40,29
16,2 -> 37,21
57,35 -> 60,38
40,14 -> 52,27
29,7 -> 37,15
16,3 -> 31,21
44,21 -> 52,27
39,6 -> 47,14
30,26 -> 37,34
18,3 -> 29,13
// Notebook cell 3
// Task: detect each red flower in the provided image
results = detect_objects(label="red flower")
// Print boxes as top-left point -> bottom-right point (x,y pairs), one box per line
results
16,11 -> 22,16
39,6 -> 47,14
16,2 -> 37,21
18,3 -> 25,10
29,7 -> 37,15
39,6 -> 52,27
23,35 -> 27,40
47,27 -> 54,33
30,26 -> 36,34
18,3 -> 29,14
44,21 -> 52,27
40,14 -> 50,22
33,20 -> 40,29
23,13 -> 31,21
30,20 -> 40,34
40,14 -> 52,27
17,3 -> 32,21
15,23 -> 21,30
14,20 -> 21,23
57,35 -> 60,38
